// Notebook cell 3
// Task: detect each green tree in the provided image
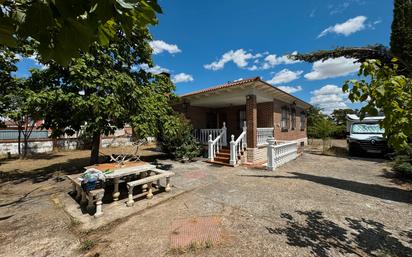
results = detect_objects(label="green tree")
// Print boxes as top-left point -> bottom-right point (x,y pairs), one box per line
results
391,0 -> 412,76
0,46 -> 19,122
0,0 -> 162,65
309,118 -> 337,154
343,59 -> 412,150
35,25 -> 177,164
331,109 -> 358,126
157,114 -> 201,161
293,0 -> 412,150
306,106 -> 324,138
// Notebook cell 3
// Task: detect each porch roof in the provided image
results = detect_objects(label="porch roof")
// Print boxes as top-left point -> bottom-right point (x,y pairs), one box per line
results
180,77 -> 311,109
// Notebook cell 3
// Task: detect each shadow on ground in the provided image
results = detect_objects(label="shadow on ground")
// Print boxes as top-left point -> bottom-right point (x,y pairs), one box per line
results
242,172 -> 412,204
266,210 -> 412,257
0,153 -> 65,165
0,152 -> 168,184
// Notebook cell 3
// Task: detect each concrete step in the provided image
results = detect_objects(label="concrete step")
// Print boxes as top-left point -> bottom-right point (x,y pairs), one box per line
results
214,156 -> 230,163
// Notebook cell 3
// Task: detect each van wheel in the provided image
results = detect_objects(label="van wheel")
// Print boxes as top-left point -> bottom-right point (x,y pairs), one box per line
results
348,144 -> 356,156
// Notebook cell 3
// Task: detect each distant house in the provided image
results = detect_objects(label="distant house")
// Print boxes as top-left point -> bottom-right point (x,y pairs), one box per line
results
175,77 -> 311,166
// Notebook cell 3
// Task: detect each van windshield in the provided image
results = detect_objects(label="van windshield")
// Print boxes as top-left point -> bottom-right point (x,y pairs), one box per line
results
352,123 -> 385,134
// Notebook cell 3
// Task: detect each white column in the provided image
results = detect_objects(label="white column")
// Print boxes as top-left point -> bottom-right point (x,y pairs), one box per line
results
229,135 -> 236,166
243,121 -> 247,148
208,134 -> 214,161
94,191 -> 104,218
127,185 -> 135,207
266,136 -> 275,171
222,122 -> 227,146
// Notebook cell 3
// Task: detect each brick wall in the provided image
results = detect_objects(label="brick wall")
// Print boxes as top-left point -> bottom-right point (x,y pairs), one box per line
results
246,95 -> 257,148
272,99 -> 307,143
257,102 -> 274,128
174,103 -> 212,129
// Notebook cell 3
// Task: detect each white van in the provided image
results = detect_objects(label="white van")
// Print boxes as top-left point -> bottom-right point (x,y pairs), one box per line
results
346,114 -> 387,155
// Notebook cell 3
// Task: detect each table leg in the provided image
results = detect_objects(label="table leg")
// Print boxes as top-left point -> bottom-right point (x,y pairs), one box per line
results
113,177 -> 120,201
94,191 -> 104,218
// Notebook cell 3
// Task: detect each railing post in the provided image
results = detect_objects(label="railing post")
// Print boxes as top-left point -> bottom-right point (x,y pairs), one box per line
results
222,122 -> 227,146
208,134 -> 214,161
266,136 -> 275,171
229,135 -> 236,166
243,121 -> 247,148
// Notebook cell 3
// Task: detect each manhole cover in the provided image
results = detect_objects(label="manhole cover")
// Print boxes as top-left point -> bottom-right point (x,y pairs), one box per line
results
170,216 -> 223,249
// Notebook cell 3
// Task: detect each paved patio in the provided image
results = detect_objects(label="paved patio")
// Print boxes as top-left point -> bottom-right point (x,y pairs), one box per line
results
0,153 -> 411,257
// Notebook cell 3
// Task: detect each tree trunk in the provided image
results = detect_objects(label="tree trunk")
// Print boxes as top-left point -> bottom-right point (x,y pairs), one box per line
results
17,126 -> 22,156
23,134 -> 29,158
90,131 -> 101,165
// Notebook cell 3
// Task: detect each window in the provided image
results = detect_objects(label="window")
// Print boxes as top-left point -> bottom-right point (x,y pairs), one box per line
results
281,107 -> 290,131
239,110 -> 246,130
300,112 -> 306,130
291,109 -> 296,130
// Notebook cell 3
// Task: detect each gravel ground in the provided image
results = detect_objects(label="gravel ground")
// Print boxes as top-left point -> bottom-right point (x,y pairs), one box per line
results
0,148 -> 411,257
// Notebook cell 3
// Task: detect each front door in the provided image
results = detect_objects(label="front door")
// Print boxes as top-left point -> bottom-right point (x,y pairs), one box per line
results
206,112 -> 217,129
218,112 -> 227,128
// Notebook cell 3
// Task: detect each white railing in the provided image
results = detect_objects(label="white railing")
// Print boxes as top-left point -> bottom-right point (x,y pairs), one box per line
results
195,123 -> 227,146
257,127 -> 274,146
229,122 -> 247,166
266,137 -> 298,171
208,126 -> 227,161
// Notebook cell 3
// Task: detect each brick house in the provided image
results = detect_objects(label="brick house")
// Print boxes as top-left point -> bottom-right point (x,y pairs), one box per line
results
175,77 -> 311,166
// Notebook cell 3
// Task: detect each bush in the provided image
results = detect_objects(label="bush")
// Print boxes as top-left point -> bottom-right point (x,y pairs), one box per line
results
393,145 -> 412,179
158,114 -> 201,161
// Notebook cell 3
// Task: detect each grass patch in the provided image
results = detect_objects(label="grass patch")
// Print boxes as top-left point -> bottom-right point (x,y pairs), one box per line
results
80,240 -> 95,251
170,240 -> 214,254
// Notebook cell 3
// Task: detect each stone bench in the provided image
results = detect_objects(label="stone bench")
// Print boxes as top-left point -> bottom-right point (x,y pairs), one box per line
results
67,174 -> 105,218
126,170 -> 175,207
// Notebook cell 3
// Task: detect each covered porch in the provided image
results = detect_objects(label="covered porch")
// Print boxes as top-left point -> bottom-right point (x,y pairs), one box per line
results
178,78 -> 305,167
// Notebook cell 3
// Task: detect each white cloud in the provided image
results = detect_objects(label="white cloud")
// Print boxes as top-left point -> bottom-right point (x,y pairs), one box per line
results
138,64 -> 170,74
247,65 -> 258,71
172,73 -> 194,83
267,69 -> 303,85
277,86 -> 303,94
310,85 -> 348,114
204,49 -> 261,71
318,16 -> 367,38
304,57 -> 360,80
261,51 -> 300,70
149,40 -> 181,55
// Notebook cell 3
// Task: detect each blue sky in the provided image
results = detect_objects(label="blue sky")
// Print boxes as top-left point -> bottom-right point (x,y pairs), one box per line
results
16,0 -> 393,114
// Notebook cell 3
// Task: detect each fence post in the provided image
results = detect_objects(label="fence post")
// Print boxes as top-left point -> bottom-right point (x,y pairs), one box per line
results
229,135 -> 236,166
208,134 -> 214,161
266,136 -> 275,171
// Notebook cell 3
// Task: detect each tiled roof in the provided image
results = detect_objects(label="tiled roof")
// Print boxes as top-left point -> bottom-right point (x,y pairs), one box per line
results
180,76 -> 311,108
180,77 -> 260,97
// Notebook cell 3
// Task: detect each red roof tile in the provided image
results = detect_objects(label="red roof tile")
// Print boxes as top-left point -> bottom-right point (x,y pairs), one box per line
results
180,77 -> 260,97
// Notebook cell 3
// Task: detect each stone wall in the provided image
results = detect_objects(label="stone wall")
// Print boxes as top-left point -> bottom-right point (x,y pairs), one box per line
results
246,145 -> 268,164
0,136 -> 134,155
101,136 -> 134,148
0,139 -> 53,155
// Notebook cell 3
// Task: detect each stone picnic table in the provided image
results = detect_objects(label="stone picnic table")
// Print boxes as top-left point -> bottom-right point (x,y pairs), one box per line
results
85,162 -> 156,201
67,161 -> 175,218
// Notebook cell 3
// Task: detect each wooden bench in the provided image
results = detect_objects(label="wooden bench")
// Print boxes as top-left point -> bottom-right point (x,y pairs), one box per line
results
126,170 -> 175,207
67,174 -> 105,218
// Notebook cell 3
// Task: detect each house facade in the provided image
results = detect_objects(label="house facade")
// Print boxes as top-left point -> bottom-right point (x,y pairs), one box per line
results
175,77 -> 311,166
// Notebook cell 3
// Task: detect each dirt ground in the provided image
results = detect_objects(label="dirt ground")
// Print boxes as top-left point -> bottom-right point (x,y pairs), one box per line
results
0,142 -> 411,257
0,144 -> 163,182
